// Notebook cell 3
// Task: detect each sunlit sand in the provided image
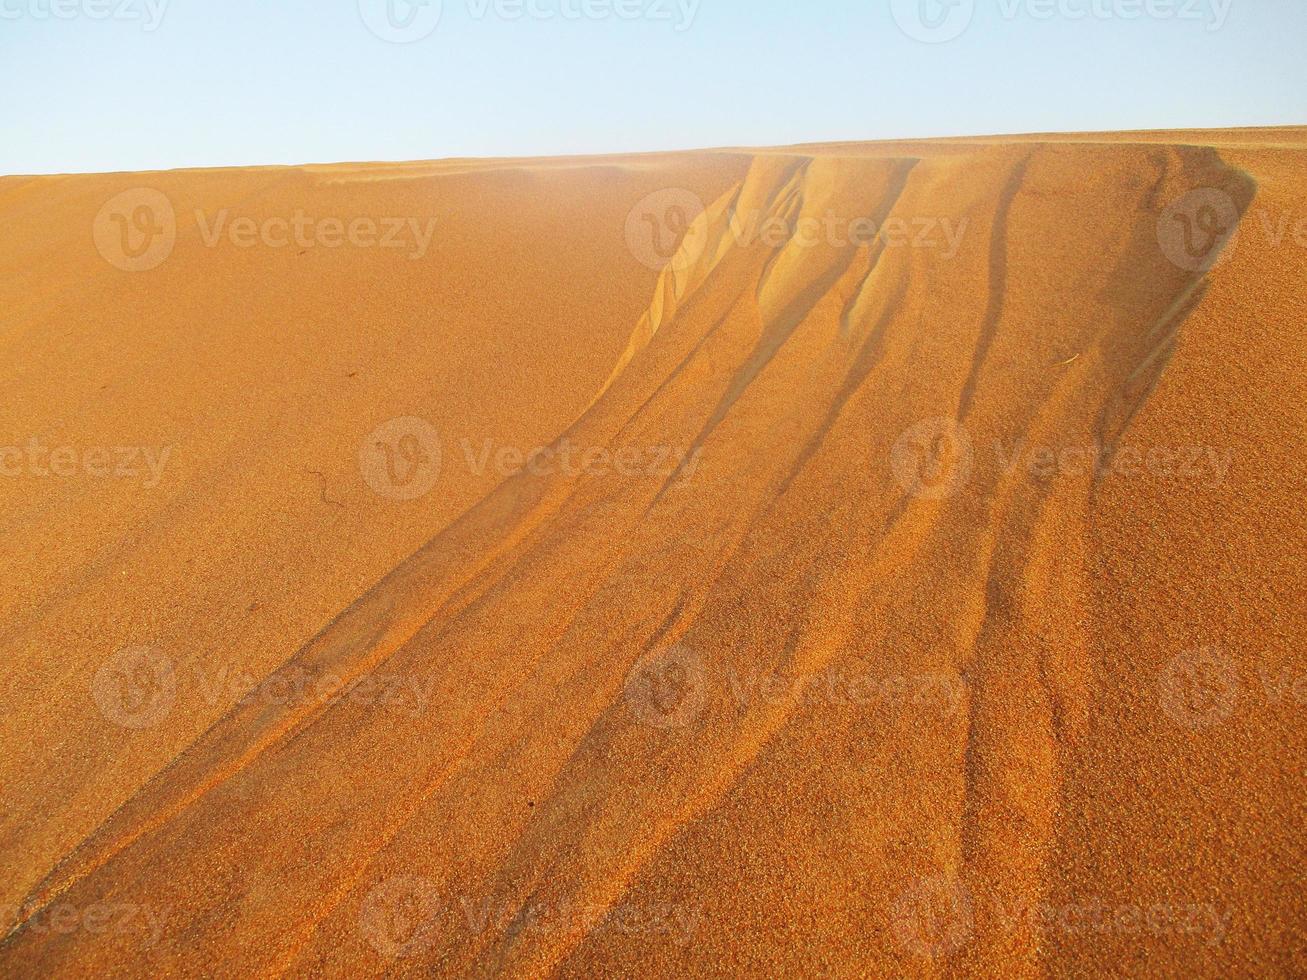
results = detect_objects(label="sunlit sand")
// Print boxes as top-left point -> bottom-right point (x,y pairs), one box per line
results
1,127 -> 1304,977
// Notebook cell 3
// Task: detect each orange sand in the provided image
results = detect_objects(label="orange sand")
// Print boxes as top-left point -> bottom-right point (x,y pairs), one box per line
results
0,129 -> 1304,977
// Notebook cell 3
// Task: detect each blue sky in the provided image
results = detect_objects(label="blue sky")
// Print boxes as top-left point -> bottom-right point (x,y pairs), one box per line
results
2,0 -> 1304,175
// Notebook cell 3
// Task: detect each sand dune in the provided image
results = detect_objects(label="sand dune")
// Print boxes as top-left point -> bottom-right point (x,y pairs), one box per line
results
1,129 -> 1304,977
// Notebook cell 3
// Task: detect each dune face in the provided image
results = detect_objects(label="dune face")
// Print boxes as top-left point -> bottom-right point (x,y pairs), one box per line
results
1,130 -> 1304,977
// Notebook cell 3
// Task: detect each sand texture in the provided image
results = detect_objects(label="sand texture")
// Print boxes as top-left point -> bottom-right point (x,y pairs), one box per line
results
0,129 -> 1304,977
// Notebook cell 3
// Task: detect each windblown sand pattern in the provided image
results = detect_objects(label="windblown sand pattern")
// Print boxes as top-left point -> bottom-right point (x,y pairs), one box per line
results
0,129 -> 1304,977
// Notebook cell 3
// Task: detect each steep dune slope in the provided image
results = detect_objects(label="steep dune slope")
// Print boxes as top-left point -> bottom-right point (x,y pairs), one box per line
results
1,131 -> 1304,977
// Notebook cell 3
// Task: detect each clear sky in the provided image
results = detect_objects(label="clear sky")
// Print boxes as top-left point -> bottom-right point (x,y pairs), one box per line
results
2,0 -> 1305,175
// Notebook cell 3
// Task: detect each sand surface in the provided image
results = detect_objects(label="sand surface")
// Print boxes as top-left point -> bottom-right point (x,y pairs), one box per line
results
0,128 -> 1304,977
